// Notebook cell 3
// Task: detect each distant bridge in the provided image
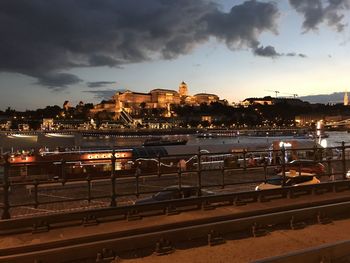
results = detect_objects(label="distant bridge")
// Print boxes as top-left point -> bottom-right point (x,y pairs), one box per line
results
324,118 -> 350,127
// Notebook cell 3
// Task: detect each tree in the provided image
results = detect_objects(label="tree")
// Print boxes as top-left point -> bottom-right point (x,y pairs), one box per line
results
95,110 -> 114,121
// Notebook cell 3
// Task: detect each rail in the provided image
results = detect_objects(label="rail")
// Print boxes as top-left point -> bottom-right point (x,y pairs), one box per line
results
255,239 -> 350,263
2,193 -> 350,262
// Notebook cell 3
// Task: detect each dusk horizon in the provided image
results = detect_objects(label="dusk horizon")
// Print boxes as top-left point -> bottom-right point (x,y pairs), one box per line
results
1,85 -> 349,111
1,0 -> 350,110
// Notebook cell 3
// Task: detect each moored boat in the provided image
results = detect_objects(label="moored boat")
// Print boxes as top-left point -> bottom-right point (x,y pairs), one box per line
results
142,137 -> 188,146
196,133 -> 218,138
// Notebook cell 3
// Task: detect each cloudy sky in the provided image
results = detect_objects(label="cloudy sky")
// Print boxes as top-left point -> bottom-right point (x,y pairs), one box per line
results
0,0 -> 350,110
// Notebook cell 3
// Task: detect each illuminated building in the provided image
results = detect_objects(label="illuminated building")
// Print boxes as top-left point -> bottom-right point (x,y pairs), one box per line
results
192,93 -> 219,105
91,81 -> 220,119
0,120 -> 11,130
90,99 -> 115,114
241,96 -> 308,107
41,118 -> 54,130
201,115 -> 212,123
241,97 -> 274,107
178,81 -> 188,97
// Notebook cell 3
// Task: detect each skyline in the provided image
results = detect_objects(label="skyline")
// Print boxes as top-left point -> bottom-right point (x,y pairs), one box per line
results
1,0 -> 350,110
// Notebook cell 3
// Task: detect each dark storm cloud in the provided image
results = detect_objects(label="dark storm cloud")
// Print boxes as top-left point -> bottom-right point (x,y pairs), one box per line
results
206,0 -> 279,49
87,81 -> 116,88
253,46 -> 308,58
34,72 -> 83,89
289,0 -> 350,32
254,46 -> 281,57
88,55 -> 122,67
286,52 -> 308,58
0,0 -> 284,89
84,89 -> 125,100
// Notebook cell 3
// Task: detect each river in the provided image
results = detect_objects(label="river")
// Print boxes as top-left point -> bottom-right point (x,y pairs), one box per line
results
1,130 -> 350,152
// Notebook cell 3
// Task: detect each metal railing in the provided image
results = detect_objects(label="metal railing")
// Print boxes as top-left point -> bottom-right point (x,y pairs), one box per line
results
2,179 -> 350,236
1,142 -> 350,220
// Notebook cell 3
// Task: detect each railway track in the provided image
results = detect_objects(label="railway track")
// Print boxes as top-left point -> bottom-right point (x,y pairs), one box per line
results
2,182 -> 350,262
256,239 -> 350,263
2,198 -> 350,263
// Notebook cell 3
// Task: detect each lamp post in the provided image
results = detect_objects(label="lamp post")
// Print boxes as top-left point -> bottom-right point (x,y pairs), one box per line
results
316,120 -> 322,145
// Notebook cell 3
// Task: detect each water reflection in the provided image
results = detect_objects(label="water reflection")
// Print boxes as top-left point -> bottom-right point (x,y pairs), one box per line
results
0,131 -> 349,152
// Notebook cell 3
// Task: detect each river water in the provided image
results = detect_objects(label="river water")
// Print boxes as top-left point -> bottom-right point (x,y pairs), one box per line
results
1,130 -> 350,152
81,130 -> 350,148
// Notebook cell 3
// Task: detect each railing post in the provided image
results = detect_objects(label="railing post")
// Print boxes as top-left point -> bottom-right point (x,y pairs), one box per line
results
33,179 -> 39,208
87,175 -> 91,204
327,157 -> 332,178
221,167 -> 225,189
263,163 -> 267,183
135,170 -> 139,198
61,159 -> 66,185
157,154 -> 161,177
178,167 -> 182,190
197,148 -> 202,196
1,158 -> 11,219
281,145 -> 286,187
313,145 -> 317,161
242,149 -> 247,171
342,141 -> 346,180
110,150 -> 117,207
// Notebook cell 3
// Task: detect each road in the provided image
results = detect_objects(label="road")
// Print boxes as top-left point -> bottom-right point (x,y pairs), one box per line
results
0,161 -> 345,219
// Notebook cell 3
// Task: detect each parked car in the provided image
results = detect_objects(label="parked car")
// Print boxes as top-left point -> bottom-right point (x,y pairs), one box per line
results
255,172 -> 320,190
346,170 -> 350,179
135,185 -> 215,204
274,159 -> 325,176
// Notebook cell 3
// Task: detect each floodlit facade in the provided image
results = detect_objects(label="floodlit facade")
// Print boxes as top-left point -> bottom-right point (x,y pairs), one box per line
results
91,81 -> 220,118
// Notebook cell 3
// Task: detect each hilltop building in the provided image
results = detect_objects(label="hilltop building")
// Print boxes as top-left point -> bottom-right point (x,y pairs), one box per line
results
241,96 -> 309,107
90,82 -> 221,119
178,81 -> 188,97
241,96 -> 274,106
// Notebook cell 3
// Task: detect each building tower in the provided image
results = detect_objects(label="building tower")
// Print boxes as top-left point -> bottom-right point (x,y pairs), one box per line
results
63,100 -> 71,111
344,91 -> 349,106
178,81 -> 188,97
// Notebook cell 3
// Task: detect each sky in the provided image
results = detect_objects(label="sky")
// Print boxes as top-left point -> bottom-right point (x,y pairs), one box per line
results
0,0 -> 350,110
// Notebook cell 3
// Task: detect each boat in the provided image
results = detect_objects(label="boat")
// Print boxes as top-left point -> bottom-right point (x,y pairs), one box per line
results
142,137 -> 188,146
6,147 -> 163,181
196,133 -> 218,138
197,130 -> 237,138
